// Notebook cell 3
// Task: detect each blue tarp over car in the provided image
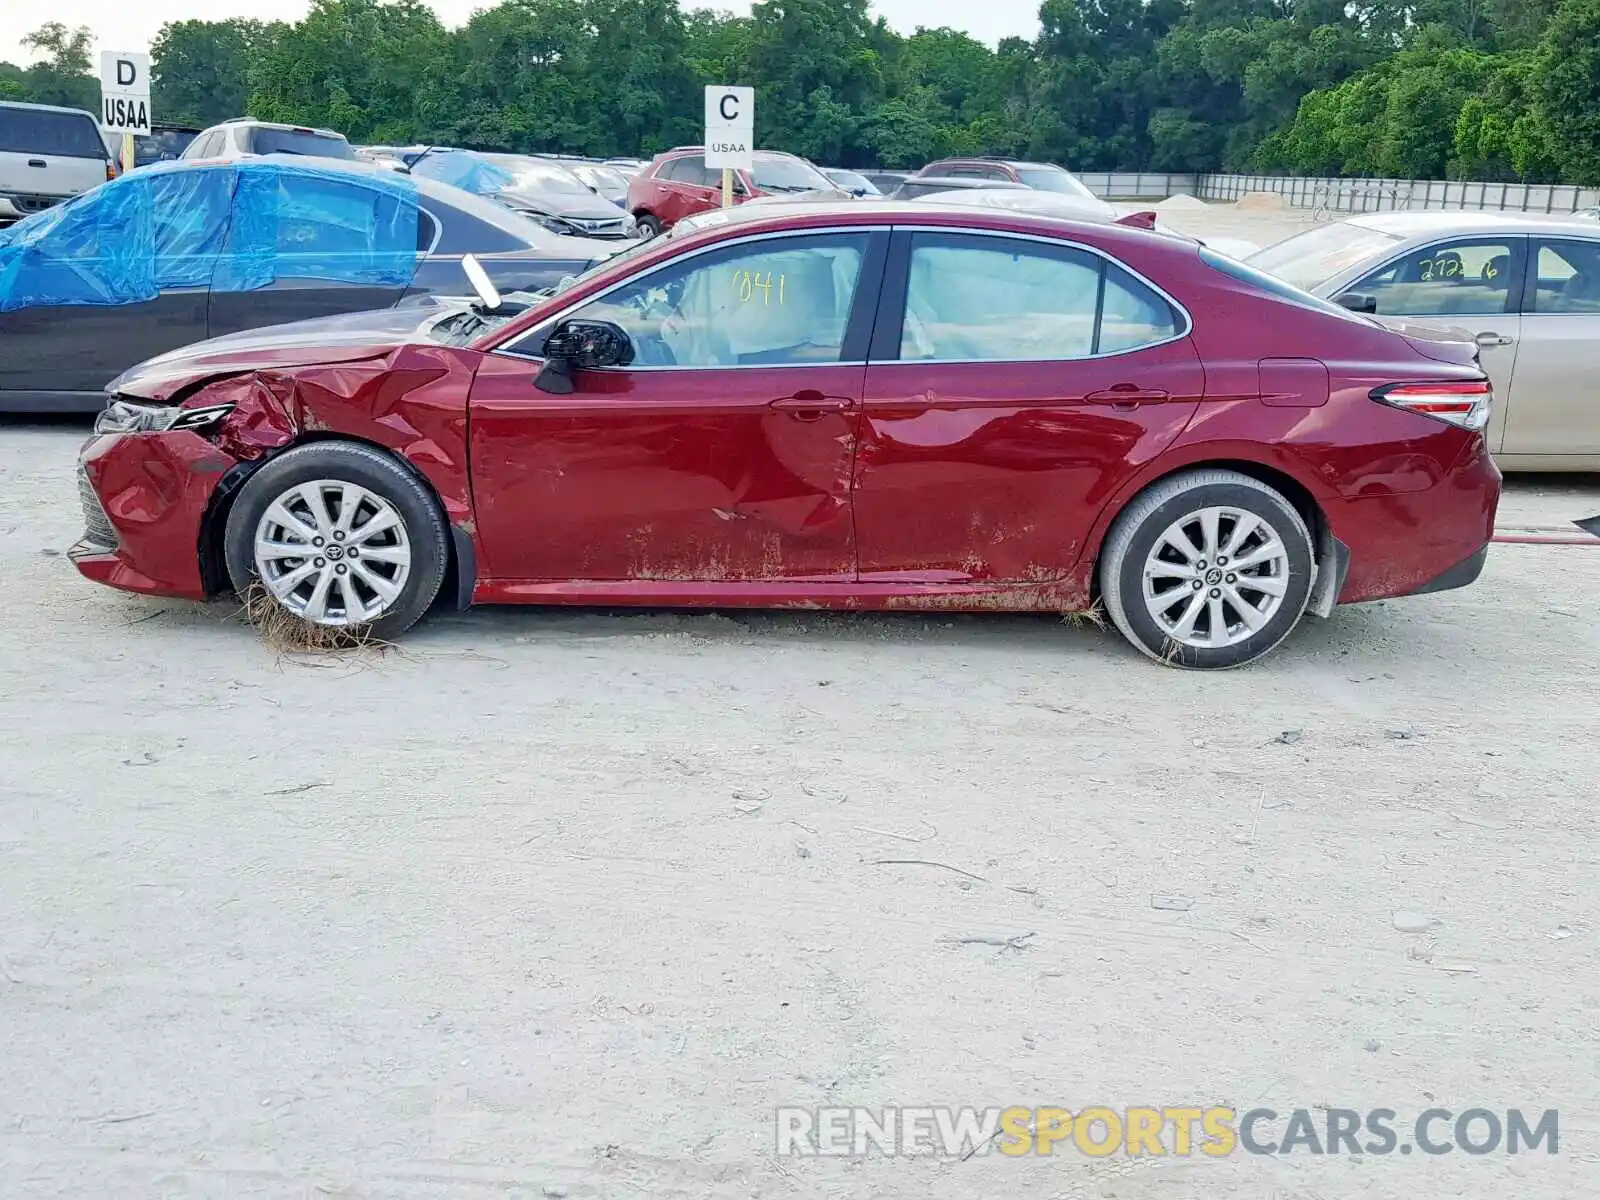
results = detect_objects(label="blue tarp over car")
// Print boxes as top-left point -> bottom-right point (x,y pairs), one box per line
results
0,159 -> 420,311
406,150 -> 518,198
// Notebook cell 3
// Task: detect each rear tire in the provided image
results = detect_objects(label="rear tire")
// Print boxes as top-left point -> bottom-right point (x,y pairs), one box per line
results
1099,469 -> 1315,669
224,441 -> 449,641
636,213 -> 663,239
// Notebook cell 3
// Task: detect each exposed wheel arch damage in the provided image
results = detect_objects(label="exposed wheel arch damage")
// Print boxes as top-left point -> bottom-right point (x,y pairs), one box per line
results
175,352 -> 479,610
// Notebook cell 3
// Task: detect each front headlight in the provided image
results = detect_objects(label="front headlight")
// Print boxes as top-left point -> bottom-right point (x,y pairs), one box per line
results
518,210 -> 571,235
95,398 -> 234,435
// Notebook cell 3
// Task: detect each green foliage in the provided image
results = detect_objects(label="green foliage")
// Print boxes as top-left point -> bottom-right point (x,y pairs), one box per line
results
5,0 -> 1600,183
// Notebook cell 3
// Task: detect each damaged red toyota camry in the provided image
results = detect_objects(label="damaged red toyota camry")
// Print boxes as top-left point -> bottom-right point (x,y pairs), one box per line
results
72,202 -> 1500,668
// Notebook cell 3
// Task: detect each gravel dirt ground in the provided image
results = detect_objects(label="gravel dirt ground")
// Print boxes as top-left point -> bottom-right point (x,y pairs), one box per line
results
4,205 -> 1599,1199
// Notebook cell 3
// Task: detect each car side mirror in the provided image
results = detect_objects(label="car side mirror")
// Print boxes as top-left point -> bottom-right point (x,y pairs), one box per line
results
732,177 -> 749,196
1337,292 -> 1378,314
535,319 -> 635,394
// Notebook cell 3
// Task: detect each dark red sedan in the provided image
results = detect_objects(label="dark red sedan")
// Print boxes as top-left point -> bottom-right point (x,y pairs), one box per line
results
72,202 -> 1500,668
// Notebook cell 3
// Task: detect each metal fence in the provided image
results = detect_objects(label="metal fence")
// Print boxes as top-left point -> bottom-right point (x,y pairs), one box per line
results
1074,171 -> 1600,213
1077,172 -> 1199,200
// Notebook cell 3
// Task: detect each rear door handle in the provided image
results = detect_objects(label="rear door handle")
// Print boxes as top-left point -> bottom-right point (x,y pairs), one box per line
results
1475,331 -> 1513,347
1086,386 -> 1171,407
771,391 -> 854,418
26,159 -> 46,168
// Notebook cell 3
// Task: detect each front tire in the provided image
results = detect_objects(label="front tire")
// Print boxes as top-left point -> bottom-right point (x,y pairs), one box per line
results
224,441 -> 449,640
1099,469 -> 1315,669
636,213 -> 663,239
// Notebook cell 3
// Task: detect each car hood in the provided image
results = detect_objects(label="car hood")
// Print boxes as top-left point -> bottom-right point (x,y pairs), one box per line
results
498,187 -> 626,220
109,302 -> 456,401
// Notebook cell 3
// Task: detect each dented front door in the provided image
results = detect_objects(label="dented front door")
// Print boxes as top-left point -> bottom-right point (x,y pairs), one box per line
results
467,229 -> 883,584
467,357 -> 864,582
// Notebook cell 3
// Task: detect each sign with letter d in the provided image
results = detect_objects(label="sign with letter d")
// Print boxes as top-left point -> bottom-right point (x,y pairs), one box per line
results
100,51 -> 152,135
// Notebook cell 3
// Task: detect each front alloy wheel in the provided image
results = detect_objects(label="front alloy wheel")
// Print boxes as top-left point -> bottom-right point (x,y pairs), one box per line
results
254,480 -> 413,625
224,441 -> 449,639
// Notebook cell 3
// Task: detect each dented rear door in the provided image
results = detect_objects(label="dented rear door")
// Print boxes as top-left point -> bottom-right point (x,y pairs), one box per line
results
852,228 -> 1205,585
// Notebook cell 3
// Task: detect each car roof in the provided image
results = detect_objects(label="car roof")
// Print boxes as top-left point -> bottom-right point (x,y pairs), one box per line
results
211,118 -> 346,137
901,176 -> 1028,189
663,198 -> 1166,247
0,100 -> 99,119
1346,210 -> 1600,238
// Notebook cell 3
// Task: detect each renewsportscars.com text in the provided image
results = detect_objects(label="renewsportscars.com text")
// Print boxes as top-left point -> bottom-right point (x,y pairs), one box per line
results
775,1105 -> 1559,1158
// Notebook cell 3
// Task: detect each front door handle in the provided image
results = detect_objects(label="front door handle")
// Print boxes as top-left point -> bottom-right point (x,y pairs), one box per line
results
770,391 -> 854,419
1475,331 -> 1513,348
26,159 -> 46,168
1086,385 -> 1171,407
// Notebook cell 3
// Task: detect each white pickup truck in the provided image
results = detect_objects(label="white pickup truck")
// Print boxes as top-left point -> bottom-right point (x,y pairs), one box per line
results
0,101 -> 114,223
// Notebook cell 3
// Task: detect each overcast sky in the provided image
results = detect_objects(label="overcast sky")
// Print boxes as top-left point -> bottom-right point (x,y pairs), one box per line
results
1,0 -> 1042,66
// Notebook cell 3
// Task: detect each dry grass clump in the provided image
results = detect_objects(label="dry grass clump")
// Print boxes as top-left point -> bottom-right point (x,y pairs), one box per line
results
239,582 -> 389,654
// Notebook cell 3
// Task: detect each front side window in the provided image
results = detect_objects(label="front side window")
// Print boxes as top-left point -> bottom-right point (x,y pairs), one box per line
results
660,155 -> 710,186
552,232 -> 871,368
1349,238 -> 1517,317
1530,239 -> 1600,313
898,232 -> 1178,362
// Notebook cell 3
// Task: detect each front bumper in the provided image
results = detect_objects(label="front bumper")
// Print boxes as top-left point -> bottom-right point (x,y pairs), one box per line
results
69,431 -> 238,601
0,192 -> 65,219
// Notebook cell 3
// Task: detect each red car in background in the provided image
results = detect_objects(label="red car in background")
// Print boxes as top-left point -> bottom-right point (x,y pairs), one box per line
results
625,147 -> 842,238
71,202 -> 1500,668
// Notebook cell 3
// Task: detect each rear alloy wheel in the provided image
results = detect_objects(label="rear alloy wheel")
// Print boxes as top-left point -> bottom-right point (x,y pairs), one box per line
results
636,213 -> 663,239
1100,469 -> 1315,669
224,442 -> 449,639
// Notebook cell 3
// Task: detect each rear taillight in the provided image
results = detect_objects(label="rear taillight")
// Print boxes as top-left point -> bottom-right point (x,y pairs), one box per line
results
106,160 -> 120,180
1372,380 -> 1492,431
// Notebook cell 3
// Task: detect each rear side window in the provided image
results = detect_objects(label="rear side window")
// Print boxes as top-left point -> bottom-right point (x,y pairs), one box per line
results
898,232 -> 1181,361
0,108 -> 106,158
247,127 -> 356,159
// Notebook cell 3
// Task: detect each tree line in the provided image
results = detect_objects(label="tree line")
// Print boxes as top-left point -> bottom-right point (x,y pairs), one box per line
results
3,0 -> 1599,183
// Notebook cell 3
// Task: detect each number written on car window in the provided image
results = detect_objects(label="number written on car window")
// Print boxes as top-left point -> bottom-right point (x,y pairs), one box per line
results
732,268 -> 786,305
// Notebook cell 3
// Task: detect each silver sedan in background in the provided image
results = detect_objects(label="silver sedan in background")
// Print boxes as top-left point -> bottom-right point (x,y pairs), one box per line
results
1249,211 -> 1600,470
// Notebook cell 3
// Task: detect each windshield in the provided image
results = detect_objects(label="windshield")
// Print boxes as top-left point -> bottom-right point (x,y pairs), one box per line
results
250,127 -> 355,159
826,169 -> 878,194
572,164 -> 627,192
1015,167 -> 1098,201
1246,222 -> 1404,292
484,155 -> 592,196
750,153 -> 832,193
0,107 -> 106,158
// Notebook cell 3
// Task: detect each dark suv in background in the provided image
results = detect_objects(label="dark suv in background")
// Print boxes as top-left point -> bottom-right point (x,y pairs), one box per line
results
626,147 -> 841,237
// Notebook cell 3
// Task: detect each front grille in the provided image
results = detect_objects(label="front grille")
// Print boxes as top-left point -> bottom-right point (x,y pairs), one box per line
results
77,465 -> 118,550
568,218 -> 629,238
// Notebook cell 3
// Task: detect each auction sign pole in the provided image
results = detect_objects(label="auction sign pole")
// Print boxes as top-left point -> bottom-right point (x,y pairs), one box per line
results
704,86 -> 753,209
100,51 -> 152,174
